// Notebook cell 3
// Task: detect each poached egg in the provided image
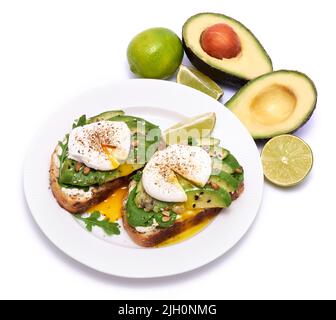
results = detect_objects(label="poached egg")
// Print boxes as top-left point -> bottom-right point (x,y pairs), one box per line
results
142,144 -> 212,202
68,121 -> 131,171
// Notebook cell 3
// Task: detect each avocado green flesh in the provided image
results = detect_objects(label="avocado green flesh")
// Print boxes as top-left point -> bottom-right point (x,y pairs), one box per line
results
226,70 -> 317,139
87,110 -> 125,123
208,172 -> 240,193
184,187 -> 232,209
208,146 -> 229,159
59,159 -> 142,187
182,13 -> 273,87
223,154 -> 241,170
212,154 -> 242,175
58,112 -> 161,188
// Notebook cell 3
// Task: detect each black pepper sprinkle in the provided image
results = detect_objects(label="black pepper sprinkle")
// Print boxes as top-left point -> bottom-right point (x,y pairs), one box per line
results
194,195 -> 199,200
192,204 -> 196,208
200,192 -> 204,195
207,199 -> 211,203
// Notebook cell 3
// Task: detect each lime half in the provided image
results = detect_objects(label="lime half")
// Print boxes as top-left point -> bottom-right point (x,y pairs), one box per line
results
163,112 -> 216,145
261,135 -> 313,187
177,65 -> 223,100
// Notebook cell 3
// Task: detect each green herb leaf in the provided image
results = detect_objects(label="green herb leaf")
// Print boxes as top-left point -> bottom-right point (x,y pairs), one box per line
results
75,211 -> 120,236
188,136 -> 196,146
132,171 -> 142,182
58,134 -> 69,163
154,211 -> 177,228
72,115 -> 87,129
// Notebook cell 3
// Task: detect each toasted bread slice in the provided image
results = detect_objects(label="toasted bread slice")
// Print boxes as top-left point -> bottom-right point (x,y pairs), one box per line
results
50,146 -> 129,214
122,182 -> 244,247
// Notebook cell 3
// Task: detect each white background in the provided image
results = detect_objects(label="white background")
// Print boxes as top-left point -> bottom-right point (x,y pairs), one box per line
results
0,0 -> 334,300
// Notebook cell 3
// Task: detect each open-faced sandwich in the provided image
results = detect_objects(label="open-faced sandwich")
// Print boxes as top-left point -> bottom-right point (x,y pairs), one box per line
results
50,110 -> 161,214
123,142 -> 244,247
50,110 -> 244,247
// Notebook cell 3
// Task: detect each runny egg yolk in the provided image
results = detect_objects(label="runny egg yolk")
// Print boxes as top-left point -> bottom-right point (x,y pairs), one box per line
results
118,163 -> 135,177
173,206 -> 204,221
102,145 -> 120,169
102,144 -> 135,176
156,206 -> 214,247
88,185 -> 128,222
157,216 -> 216,247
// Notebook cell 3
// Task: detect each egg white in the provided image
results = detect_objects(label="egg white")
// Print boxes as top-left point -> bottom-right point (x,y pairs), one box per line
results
142,144 -> 212,202
68,121 -> 131,171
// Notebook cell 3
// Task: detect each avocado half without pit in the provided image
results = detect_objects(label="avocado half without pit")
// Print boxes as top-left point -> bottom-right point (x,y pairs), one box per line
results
182,13 -> 273,87
226,70 -> 317,139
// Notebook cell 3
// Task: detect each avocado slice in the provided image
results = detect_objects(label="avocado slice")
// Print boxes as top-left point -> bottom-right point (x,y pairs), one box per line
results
208,146 -> 229,160
185,187 -> 232,209
212,154 -> 242,175
226,70 -> 317,139
59,158 -> 143,187
182,13 -> 272,87
87,110 -> 125,123
208,172 -> 240,193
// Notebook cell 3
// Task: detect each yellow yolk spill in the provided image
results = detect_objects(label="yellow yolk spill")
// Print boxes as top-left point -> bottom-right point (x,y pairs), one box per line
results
88,185 -> 128,222
156,216 -> 216,247
102,145 -> 120,169
118,163 -> 136,177
177,208 -> 204,221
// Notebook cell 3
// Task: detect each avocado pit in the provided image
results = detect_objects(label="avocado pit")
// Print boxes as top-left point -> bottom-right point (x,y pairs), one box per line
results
200,23 -> 242,59
250,85 -> 297,126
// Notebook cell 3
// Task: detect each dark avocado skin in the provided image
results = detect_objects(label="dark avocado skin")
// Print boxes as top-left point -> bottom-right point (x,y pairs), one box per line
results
182,39 -> 248,88
284,73 -> 317,137
226,70 -> 318,140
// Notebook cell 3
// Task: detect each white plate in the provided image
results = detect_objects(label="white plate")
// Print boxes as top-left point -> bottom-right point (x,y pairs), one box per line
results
24,79 -> 263,278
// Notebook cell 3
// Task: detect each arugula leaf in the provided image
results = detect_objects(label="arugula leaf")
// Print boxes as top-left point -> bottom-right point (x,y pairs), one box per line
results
132,171 -> 142,182
59,114 -> 86,163
58,114 -> 86,184
58,134 -> 69,164
75,211 -> 120,236
154,211 -> 177,228
72,114 -> 87,129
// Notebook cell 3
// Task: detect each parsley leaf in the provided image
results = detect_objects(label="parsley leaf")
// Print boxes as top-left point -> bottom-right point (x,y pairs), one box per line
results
75,211 -> 120,236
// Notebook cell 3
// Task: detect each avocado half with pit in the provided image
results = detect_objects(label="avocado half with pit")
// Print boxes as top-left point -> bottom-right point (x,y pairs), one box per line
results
182,13 -> 273,87
226,70 -> 317,139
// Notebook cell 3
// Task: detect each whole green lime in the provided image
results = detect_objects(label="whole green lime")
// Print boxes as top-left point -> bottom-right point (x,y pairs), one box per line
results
127,28 -> 184,79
